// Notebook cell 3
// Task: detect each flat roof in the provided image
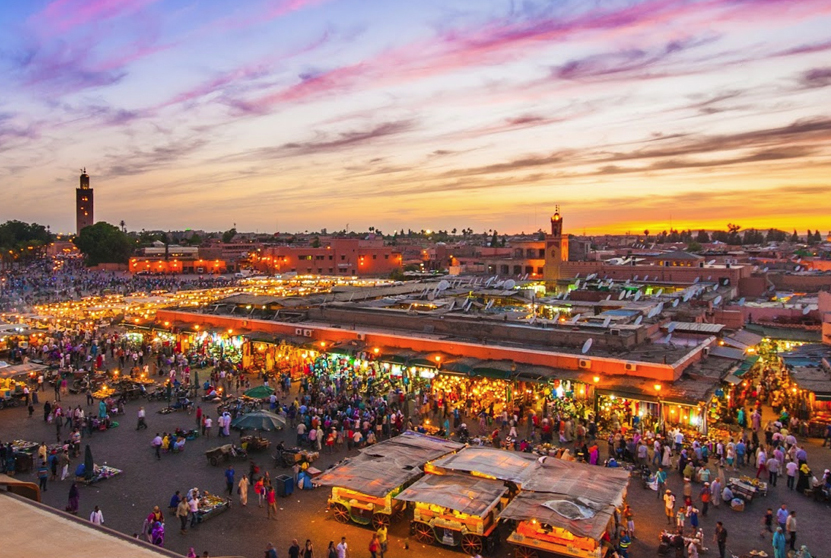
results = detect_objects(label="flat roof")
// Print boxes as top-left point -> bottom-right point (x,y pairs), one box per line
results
0,490 -> 175,558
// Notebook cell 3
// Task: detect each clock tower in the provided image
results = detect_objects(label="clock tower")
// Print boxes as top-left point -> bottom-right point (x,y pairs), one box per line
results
543,205 -> 568,290
76,168 -> 94,234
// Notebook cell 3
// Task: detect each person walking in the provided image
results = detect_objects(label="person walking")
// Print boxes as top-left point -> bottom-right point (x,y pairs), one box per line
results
776,504 -> 788,532
761,508 -> 773,538
656,467 -> 667,499
224,465 -> 235,496
266,486 -> 277,520
337,537 -> 349,558
266,543 -> 278,558
710,478 -> 721,508
290,539 -> 301,558
177,498 -> 189,534
786,460 -> 798,490
786,511 -> 797,551
37,460 -> 49,492
238,474 -> 250,506
714,522 -> 727,558
66,482 -> 80,514
152,433 -> 163,460
328,541 -> 338,558
303,540 -> 314,558
664,490 -> 676,525
376,523 -> 388,557
137,407 -> 147,430
369,534 -> 380,558
204,415 -> 212,438
90,505 -> 104,525
772,527 -> 787,558
700,482 -> 711,516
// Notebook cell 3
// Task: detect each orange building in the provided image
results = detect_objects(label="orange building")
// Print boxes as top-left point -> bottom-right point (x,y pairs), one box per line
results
129,257 -> 227,274
251,238 -> 402,277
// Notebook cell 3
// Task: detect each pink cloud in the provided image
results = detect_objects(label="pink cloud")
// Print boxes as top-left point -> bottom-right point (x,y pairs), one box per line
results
33,0 -> 160,33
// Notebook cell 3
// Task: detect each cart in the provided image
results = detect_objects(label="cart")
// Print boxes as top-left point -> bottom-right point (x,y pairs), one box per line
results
195,493 -> 231,524
397,472 -> 508,555
316,432 -> 464,530
205,444 -> 248,466
241,435 -> 271,452
501,456 -> 630,558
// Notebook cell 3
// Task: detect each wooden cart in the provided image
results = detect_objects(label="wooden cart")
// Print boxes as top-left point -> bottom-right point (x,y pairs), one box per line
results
316,432 -> 464,530
396,472 -> 509,555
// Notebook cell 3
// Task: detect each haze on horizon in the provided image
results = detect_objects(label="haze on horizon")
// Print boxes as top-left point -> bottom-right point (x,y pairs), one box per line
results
1,0 -> 830,236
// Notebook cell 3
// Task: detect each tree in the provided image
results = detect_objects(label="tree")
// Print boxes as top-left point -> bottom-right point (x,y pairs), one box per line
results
72,221 -> 132,266
222,228 -> 237,243
790,229 -> 800,242
490,230 -> 498,247
696,230 -> 710,243
686,241 -> 703,253
311,236 -> 321,248
0,220 -> 53,267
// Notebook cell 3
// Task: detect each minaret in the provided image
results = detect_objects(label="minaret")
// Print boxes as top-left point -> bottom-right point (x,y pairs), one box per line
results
543,205 -> 569,290
76,168 -> 94,234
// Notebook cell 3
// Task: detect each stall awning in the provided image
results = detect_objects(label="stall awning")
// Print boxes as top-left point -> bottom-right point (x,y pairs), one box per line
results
733,355 -> 760,377
246,331 -> 279,343
469,360 -> 515,380
441,357 -> 479,375
723,330 -> 764,351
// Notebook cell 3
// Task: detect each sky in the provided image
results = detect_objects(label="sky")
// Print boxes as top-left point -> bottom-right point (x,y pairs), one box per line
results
1,0 -> 831,235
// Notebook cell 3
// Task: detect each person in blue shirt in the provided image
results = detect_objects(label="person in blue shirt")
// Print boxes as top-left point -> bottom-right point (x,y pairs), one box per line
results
618,530 -> 631,558
169,490 -> 181,511
656,467 -> 668,499
225,465 -> 235,496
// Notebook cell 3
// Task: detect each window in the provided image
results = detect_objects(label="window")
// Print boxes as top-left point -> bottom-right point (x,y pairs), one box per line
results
384,254 -> 389,259
500,265 -> 509,274
328,268 -> 333,273
340,255 -> 346,260
513,265 -> 522,275
328,255 -> 333,260
526,249 -> 535,258
372,255 -> 377,259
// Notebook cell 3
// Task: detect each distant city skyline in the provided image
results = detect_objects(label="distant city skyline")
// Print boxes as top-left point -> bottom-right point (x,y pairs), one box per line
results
2,0 -> 830,234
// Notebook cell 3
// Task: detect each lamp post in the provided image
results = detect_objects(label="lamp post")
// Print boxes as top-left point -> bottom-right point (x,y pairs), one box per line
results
593,376 -> 600,417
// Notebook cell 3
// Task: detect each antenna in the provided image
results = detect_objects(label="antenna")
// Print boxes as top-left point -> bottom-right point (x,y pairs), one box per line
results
581,338 -> 593,354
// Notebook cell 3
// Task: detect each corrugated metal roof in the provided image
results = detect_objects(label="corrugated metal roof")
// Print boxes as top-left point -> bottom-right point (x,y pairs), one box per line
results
708,346 -> 746,361
665,322 -> 724,334
723,330 -> 764,350
395,473 -> 507,516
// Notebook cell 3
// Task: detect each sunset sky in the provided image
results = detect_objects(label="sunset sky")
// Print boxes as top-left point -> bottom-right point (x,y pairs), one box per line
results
2,0 -> 830,235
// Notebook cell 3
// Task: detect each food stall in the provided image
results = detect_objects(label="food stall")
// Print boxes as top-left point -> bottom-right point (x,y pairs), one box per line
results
316,432 -> 463,530
195,492 -> 231,524
425,445 -> 539,487
396,472 -> 509,555
9,440 -> 39,473
501,459 -> 630,558
76,464 -> 123,485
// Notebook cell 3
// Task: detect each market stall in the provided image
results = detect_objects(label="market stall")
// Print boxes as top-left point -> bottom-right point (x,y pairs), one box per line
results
501,459 -> 630,558
195,492 -> 231,524
316,431 -> 463,530
75,464 -> 123,485
396,472 -> 508,555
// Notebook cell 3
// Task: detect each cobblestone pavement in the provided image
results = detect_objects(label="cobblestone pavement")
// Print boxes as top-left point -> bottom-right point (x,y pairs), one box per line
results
2,383 -> 830,558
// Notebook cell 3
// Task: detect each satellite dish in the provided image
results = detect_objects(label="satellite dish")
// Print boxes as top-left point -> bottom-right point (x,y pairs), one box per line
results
633,291 -> 642,301
529,315 -> 536,324
795,266 -> 802,272
608,279 -> 614,286
668,322 -> 677,333
485,277 -> 494,287
581,338 -> 593,354
683,292 -> 692,303
605,294 -> 612,301
737,297 -> 745,306
707,260 -> 716,266
656,288 -> 664,297
672,299 -> 679,307
447,300 -> 456,311
657,302 -> 664,313
713,295 -> 722,306
618,290 -> 626,300
707,276 -> 712,281
573,279 -> 581,289
642,275 -> 649,281
665,333 -> 673,345
587,273 -> 597,280
602,317 -> 612,328
438,280 -> 450,291
522,273 -> 529,280
571,313 -> 582,323
693,277 -> 700,284
625,279 -> 630,285
503,279 -> 516,290
575,273 -> 581,278
633,275 -> 639,281
562,291 -> 570,300
634,315 -> 643,326
802,306 -> 810,315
